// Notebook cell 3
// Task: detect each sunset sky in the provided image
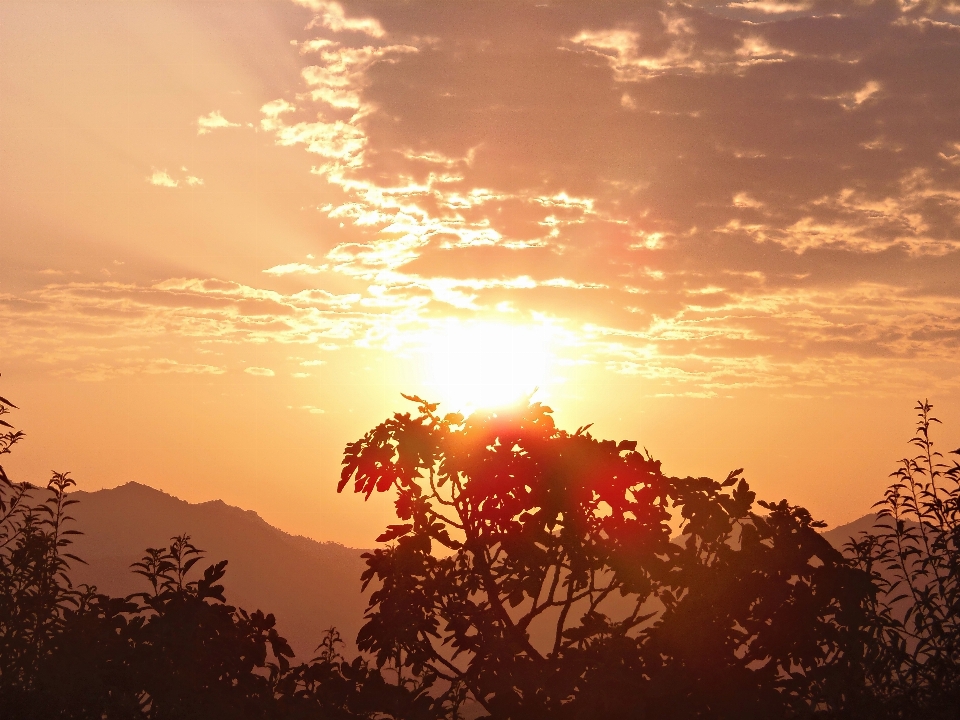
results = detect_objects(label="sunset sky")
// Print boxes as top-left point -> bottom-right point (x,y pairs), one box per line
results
3,0 -> 959,547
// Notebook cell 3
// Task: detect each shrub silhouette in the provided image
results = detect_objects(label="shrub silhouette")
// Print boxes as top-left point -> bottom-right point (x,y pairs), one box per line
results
845,400 -> 960,718
0,387 -> 448,720
339,395 -> 879,718
0,386 -> 85,711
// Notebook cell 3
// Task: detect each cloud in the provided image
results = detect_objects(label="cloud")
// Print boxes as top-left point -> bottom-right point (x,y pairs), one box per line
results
39,269 -> 79,276
260,42 -> 418,176
726,1 -> 813,13
296,404 -> 325,414
264,262 -> 326,275
147,169 -> 179,188
261,99 -> 297,122
301,44 -> 418,110
197,110 -> 241,135
567,14 -> 796,80
295,0 -> 385,38
244,366 -> 275,376
14,0 -> 960,397
257,0 -> 960,393
0,276 -> 380,384
66,359 -> 226,383
147,168 -> 204,188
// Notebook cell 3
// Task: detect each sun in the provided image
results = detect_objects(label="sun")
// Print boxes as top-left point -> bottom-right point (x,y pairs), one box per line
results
415,320 -> 555,412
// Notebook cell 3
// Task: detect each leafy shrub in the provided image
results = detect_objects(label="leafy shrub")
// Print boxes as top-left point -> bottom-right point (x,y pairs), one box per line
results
846,400 -> 960,718
0,386 -> 448,720
340,395 -> 879,718
0,386 -> 84,711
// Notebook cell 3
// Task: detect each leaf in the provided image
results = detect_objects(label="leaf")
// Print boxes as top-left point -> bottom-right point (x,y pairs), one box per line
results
376,523 -> 414,543
722,468 -> 744,487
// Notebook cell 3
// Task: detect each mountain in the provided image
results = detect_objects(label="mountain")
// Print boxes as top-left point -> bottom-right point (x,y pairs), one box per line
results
821,513 -> 880,550
67,482 -> 371,659
64,482 -> 885,659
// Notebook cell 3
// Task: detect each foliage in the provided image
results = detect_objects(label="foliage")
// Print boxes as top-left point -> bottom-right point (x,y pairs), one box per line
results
845,400 -> 960,718
0,385 -> 449,720
0,465 -> 82,710
1,383 -> 85,709
5,374 -> 960,719
340,395 -> 879,718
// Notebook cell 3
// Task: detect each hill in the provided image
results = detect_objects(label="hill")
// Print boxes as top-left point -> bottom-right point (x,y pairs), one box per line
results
821,513 -> 881,549
65,482 -> 882,659
67,482 -> 371,659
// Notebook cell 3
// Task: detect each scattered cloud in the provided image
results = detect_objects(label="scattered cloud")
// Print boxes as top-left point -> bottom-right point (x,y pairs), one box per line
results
264,262 -> 326,276
197,110 -> 241,135
65,359 -> 226,383
300,43 -> 417,111
147,169 -> 179,188
39,269 -> 79,276
296,404 -> 326,414
726,1 -> 813,14
244,366 -> 275,376
296,0 -> 385,38
147,167 -> 204,189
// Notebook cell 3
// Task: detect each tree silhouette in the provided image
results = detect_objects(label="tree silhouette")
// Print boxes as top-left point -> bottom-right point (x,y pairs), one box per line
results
1,383 -> 86,712
845,400 -> 960,718
340,395 -> 878,718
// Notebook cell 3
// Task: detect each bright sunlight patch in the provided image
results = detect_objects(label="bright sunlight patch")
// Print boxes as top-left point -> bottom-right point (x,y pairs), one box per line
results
416,320 -> 555,412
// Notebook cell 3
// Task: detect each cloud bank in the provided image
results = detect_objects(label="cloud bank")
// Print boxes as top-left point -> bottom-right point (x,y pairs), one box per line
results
243,0 -> 960,394
7,0 -> 960,398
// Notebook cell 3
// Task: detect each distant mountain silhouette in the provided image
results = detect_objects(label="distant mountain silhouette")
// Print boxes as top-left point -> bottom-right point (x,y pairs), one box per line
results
821,513 -> 882,549
68,482 -> 371,658
66,482 -> 882,659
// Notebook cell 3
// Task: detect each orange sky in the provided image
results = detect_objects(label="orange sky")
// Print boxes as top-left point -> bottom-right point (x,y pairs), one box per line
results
2,0 -> 959,547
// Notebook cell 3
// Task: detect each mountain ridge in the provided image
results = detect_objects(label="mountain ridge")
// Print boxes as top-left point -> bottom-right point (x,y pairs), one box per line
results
65,481 -> 882,659
67,481 -> 372,659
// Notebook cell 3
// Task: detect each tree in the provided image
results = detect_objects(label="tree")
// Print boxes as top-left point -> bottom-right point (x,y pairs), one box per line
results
0,381 -> 84,713
845,400 -> 960,718
340,396 -> 878,718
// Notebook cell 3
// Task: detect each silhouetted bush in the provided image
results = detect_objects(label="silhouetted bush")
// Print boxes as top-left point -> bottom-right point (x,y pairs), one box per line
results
0,388 -> 446,720
845,400 -> 960,719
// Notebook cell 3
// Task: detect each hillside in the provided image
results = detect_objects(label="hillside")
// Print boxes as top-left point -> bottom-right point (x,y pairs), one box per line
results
68,482 -> 371,659
64,482 -> 883,659
821,513 -> 880,549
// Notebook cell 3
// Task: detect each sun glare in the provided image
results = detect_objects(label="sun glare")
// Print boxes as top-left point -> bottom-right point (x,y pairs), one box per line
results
417,320 -> 555,412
